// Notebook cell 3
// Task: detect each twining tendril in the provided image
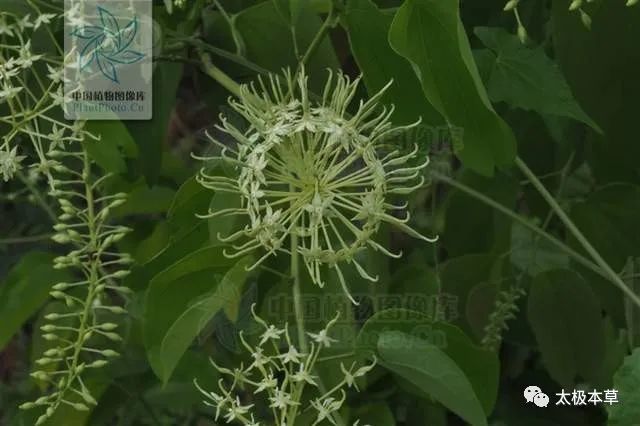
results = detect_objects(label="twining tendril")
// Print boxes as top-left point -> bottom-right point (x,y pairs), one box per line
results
196,69 -> 437,303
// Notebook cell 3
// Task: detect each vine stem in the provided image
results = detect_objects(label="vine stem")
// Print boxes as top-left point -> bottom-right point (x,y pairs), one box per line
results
299,4 -> 337,67
431,172 -> 625,294
198,51 -> 243,98
515,156 -> 640,308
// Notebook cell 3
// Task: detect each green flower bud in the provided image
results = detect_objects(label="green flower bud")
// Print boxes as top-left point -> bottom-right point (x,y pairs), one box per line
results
517,25 -> 528,44
503,0 -> 518,11
101,349 -> 120,358
569,0 -> 582,11
99,323 -> 118,331
580,10 -> 591,29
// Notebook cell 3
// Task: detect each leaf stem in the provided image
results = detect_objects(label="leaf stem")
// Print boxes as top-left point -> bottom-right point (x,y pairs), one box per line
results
515,156 -> 640,307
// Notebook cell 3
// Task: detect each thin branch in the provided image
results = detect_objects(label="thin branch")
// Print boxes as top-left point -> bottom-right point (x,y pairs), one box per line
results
431,171 -> 613,287
515,156 -> 640,308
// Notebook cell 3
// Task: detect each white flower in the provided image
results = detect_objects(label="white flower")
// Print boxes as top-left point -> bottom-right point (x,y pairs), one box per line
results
249,181 -> 265,203
18,41 -> 43,69
291,363 -> 317,385
250,346 -> 270,368
255,373 -> 278,393
0,82 -> 22,101
50,87 -> 66,106
224,397 -> 253,423
295,114 -> 318,132
0,15 -> 14,36
0,146 -> 26,182
260,325 -> 285,345
48,124 -> 66,150
269,389 -> 298,410
16,14 -> 33,31
340,361 -> 375,390
307,329 -> 337,348
46,64 -> 64,84
34,13 -> 57,29
310,395 -> 344,425
280,345 -> 303,364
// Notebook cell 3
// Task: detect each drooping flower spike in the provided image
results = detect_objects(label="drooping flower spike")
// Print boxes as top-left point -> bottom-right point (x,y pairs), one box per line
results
197,68 -> 437,303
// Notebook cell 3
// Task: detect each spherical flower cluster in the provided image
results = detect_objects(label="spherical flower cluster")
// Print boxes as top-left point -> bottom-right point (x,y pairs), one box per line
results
195,308 -> 375,425
197,69 -> 436,303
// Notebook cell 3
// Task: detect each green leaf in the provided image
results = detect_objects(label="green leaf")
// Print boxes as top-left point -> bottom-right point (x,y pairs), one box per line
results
510,221 -> 569,275
353,403 -> 396,426
474,27 -> 600,132
0,253 -> 71,350
443,170 -> 517,257
527,269 -> 607,388
356,308 -> 499,416
345,0 -> 442,126
388,0 -> 516,176
607,348 -> 640,426
111,184 -> 175,217
143,247 -> 247,382
126,62 -> 183,185
234,1 -> 338,90
273,0 -> 306,25
570,184 -> 640,271
167,176 -> 211,237
84,115 -> 138,174
378,331 -> 488,426
552,1 -> 640,183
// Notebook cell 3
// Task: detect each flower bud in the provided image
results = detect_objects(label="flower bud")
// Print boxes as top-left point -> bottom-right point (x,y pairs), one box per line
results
580,10 -> 591,29
88,360 -> 108,368
53,282 -> 69,291
517,25 -> 528,44
503,0 -> 518,11
569,0 -> 582,11
99,323 -> 118,331
50,290 -> 66,299
101,349 -> 120,358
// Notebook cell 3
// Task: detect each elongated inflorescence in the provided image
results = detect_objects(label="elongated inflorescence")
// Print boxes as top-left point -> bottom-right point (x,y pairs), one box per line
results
197,69 -> 436,303
3,7 -> 132,424
195,307 -> 375,425
20,137 -> 133,425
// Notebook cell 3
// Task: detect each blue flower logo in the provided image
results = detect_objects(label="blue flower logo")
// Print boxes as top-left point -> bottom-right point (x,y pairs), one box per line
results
70,6 -> 144,83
